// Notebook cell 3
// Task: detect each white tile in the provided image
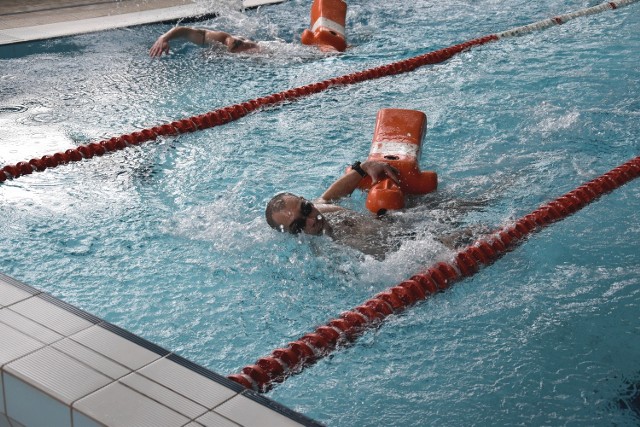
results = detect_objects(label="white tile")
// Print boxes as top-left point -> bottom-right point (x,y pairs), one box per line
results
0,322 -> 44,366
74,381 -> 189,427
52,338 -> 130,380
69,325 -> 162,370
4,346 -> 112,405
0,282 -> 33,307
215,394 -> 305,427
119,372 -> 207,419
137,357 -> 237,409
3,372 -> 72,427
8,297 -> 94,337
0,308 -> 63,344
193,411 -> 240,427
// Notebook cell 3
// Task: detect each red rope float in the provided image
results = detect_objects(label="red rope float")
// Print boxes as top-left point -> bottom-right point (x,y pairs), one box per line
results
228,156 -> 640,392
1,0 -> 634,183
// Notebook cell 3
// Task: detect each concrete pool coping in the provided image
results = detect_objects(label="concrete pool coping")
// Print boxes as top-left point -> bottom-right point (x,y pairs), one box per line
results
0,272 -> 321,426
0,0 -> 285,46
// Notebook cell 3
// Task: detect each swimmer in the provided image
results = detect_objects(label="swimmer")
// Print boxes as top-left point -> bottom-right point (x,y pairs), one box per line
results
149,26 -> 259,57
266,160 -> 407,259
266,160 -> 490,259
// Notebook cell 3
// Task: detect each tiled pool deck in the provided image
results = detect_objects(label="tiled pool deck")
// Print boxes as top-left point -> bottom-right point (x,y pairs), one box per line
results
0,273 -> 321,427
0,1 -> 320,426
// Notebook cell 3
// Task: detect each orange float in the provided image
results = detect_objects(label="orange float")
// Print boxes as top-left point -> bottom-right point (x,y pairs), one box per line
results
356,109 -> 438,214
301,0 -> 347,52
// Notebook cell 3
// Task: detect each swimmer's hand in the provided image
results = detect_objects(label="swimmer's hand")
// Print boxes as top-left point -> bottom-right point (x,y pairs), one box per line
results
361,160 -> 400,185
149,36 -> 170,57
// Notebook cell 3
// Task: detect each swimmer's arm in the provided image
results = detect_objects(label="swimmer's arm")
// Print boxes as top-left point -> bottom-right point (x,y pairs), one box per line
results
150,26 -> 208,57
318,160 -> 400,202
318,169 -> 365,202
191,30 -> 257,52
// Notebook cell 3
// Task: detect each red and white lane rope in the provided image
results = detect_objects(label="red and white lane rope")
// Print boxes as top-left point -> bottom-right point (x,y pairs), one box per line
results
228,156 -> 640,392
496,0 -> 636,39
1,0 -> 636,183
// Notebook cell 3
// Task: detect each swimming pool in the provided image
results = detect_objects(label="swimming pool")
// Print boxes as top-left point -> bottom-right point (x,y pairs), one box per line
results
1,0 -> 639,425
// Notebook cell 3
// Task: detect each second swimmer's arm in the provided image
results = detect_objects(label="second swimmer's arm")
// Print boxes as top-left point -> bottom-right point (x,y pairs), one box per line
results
150,27 -> 207,56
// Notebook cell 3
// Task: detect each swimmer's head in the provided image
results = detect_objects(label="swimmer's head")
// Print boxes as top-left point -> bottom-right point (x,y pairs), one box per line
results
265,192 -> 328,235
226,36 -> 259,53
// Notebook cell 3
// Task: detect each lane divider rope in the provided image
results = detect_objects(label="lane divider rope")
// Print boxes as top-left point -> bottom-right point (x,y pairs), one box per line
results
1,0 -> 636,183
228,155 -> 640,392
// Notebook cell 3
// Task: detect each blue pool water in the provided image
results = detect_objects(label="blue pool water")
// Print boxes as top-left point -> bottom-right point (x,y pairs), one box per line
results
1,0 -> 639,425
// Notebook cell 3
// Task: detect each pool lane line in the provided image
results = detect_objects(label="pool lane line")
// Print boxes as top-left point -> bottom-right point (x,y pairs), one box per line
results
229,156 -> 640,392
0,0 -> 636,183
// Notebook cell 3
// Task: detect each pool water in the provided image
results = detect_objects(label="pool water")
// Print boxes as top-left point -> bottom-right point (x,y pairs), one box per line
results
1,0 -> 639,425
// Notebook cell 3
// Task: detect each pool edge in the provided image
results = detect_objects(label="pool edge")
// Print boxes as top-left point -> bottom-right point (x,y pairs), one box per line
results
0,0 -> 286,47
0,271 -> 323,427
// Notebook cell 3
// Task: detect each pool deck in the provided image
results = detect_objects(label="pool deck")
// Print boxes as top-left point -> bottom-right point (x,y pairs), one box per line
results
0,0 -> 285,46
0,273 -> 321,426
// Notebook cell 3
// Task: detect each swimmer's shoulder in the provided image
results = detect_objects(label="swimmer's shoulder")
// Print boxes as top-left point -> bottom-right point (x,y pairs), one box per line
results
313,198 -> 348,214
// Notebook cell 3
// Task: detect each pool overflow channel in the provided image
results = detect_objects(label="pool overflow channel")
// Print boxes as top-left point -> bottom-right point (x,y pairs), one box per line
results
1,0 -> 638,394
